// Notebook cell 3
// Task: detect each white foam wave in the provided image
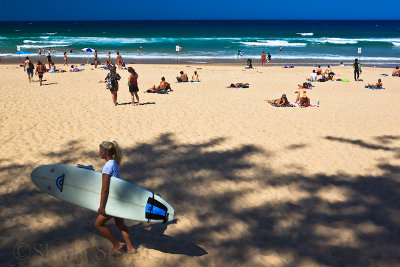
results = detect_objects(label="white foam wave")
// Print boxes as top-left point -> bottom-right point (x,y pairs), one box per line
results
240,40 -> 306,47
393,42 -> 400,47
24,39 -> 69,44
20,44 -> 69,49
297,33 -> 314,36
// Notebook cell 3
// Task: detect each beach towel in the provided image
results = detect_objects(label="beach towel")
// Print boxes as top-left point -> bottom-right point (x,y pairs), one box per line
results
365,86 -> 385,90
145,89 -> 169,94
294,102 -> 320,108
380,74 -> 389,76
269,103 -> 296,107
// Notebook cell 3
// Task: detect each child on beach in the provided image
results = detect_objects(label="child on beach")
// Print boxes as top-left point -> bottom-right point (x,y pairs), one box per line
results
367,79 -> 383,89
105,66 -> 121,106
127,67 -> 139,106
24,57 -> 34,82
35,61 -> 45,86
95,141 -> 136,255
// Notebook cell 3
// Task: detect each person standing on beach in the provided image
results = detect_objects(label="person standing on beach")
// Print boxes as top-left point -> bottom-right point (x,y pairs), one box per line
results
267,52 -> 271,64
47,53 -> 52,69
353,59 -> 361,81
94,50 -> 99,68
35,61 -> 45,86
24,57 -> 34,82
127,67 -> 139,106
261,51 -> 266,66
69,47 -> 73,53
105,66 -> 121,106
116,52 -> 122,69
95,141 -> 136,255
38,48 -> 41,56
64,52 -> 67,66
42,48 -> 45,55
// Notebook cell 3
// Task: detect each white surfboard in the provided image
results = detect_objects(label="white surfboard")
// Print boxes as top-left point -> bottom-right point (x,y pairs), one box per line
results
31,164 -> 174,223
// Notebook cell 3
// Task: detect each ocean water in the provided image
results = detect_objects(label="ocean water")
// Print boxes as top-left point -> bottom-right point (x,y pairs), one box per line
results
1,20 -> 400,64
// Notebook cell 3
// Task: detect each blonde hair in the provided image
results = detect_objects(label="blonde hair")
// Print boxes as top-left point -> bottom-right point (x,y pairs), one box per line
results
100,141 -> 123,165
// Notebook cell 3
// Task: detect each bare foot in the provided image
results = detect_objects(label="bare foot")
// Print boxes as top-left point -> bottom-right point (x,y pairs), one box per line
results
126,247 -> 137,254
110,242 -> 124,255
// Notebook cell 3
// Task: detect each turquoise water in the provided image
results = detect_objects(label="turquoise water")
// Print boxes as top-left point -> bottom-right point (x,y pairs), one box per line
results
1,20 -> 400,64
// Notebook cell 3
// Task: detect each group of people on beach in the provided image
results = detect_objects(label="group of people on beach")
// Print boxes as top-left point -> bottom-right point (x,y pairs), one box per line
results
309,65 -> 334,82
104,66 -> 139,106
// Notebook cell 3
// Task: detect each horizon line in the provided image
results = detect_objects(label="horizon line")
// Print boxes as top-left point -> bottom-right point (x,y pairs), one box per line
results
2,19 -> 400,22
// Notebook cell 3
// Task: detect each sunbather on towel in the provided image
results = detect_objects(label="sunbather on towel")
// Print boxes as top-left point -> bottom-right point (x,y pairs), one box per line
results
148,77 -> 172,92
295,91 -> 310,107
266,94 -> 290,106
228,83 -> 249,88
367,79 -> 383,89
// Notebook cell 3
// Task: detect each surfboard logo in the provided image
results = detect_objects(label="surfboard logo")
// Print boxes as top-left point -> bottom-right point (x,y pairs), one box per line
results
56,174 -> 65,192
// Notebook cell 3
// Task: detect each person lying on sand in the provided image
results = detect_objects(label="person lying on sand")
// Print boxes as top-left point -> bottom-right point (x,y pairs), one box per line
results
298,82 -> 311,89
70,65 -> 80,72
191,71 -> 199,82
392,66 -> 399,77
295,91 -> 310,107
368,79 -> 383,89
265,94 -> 290,106
176,71 -> 188,82
148,77 -> 172,92
228,83 -> 249,88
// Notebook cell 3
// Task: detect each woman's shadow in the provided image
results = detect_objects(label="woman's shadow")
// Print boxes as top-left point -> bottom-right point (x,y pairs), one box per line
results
129,219 -> 207,256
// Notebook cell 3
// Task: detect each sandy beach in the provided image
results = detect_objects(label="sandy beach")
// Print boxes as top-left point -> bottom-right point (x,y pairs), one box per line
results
1,63 -> 400,266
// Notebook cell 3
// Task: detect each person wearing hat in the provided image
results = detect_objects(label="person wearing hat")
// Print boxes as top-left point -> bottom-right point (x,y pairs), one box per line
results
266,94 -> 289,106
295,90 -> 310,107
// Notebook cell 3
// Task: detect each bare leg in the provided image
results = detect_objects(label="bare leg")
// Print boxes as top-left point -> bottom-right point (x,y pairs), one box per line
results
111,91 -> 118,105
295,91 -> 300,102
134,92 -> 139,105
114,217 -> 136,253
95,215 -> 123,255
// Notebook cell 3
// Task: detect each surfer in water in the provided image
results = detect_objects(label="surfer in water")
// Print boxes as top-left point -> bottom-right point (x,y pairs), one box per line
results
95,141 -> 136,255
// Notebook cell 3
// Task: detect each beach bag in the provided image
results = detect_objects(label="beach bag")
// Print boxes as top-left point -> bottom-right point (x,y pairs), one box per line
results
106,81 -> 111,89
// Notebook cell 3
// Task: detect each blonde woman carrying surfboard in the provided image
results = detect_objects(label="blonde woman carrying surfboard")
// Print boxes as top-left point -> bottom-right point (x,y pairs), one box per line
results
95,141 -> 136,255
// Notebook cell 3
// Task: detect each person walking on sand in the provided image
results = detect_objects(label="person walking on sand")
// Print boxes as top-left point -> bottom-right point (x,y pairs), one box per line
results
261,51 -> 266,66
64,52 -> 67,66
267,52 -> 271,64
35,61 -> 45,86
127,67 -> 139,106
46,53 -> 52,69
353,58 -> 361,81
94,50 -> 99,68
95,141 -> 136,255
105,66 -> 121,106
116,52 -> 122,69
24,57 -> 34,82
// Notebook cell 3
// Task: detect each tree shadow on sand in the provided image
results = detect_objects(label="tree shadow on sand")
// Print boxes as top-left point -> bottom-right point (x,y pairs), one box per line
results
1,133 -> 400,266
